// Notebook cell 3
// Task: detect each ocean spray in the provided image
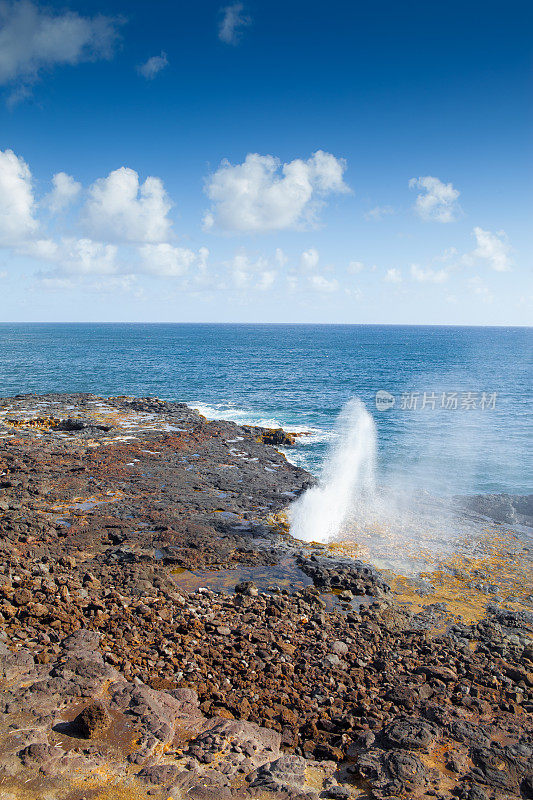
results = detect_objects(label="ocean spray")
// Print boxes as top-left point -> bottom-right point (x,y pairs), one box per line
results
289,398 -> 376,543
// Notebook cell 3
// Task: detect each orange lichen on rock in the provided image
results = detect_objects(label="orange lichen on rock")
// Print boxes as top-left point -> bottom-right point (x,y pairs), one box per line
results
5,416 -> 62,430
387,527 -> 533,624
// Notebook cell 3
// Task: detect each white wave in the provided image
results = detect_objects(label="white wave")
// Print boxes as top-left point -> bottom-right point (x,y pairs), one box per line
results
188,400 -> 330,446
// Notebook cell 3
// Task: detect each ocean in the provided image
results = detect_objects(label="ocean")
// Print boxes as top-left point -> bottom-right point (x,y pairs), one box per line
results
0,323 -> 530,497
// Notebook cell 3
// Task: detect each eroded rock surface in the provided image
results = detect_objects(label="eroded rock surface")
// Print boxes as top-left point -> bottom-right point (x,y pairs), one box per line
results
0,394 -> 531,799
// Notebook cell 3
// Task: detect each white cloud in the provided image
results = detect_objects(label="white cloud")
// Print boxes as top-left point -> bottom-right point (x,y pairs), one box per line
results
45,172 -> 81,213
435,246 -> 458,262
230,253 -> 251,288
364,205 -> 395,221
26,236 -> 118,274
309,274 -> 338,292
225,251 -> 270,288
258,270 -> 276,290
300,248 -> 319,272
88,275 -> 140,295
0,150 -> 220,288
203,150 -> 349,233
274,247 -> 288,267
38,273 -> 141,295
469,276 -> 493,304
408,176 -> 460,222
469,226 -> 512,272
38,276 -> 75,290
137,51 -> 168,79
218,3 -> 251,45
50,237 -> 118,274
344,287 -> 362,298
0,148 -> 37,243
410,263 -> 448,283
20,237 -> 59,259
198,246 -> 209,272
0,1 -> 120,102
84,167 -> 172,243
139,243 -> 197,277
348,260 -> 364,274
384,268 -> 402,283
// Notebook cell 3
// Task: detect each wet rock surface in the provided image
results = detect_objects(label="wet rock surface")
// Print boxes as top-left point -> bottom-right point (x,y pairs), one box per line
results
297,554 -> 390,598
0,393 -> 531,799
456,493 -> 533,528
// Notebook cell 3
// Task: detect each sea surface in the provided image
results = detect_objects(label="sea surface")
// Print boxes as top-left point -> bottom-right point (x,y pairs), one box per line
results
0,323 -> 530,497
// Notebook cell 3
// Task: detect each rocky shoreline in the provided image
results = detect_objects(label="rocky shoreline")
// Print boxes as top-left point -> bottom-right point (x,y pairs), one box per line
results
0,394 -> 531,800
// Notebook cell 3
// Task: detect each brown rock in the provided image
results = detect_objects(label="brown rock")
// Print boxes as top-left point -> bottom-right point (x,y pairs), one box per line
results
27,602 -> 48,617
12,588 -> 32,606
73,701 -> 111,738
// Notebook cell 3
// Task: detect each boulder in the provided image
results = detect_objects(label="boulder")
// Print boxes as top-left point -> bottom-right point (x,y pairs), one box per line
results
73,701 -> 111,738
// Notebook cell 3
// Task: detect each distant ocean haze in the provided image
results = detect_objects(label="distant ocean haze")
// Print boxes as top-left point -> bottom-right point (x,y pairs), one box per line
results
0,323 -> 530,496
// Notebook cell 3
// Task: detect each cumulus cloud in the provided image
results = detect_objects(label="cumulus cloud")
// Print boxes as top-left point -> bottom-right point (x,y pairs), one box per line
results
384,268 -> 402,283
137,51 -> 168,79
45,172 -> 81,213
308,274 -> 338,292
0,149 -> 219,288
226,251 -> 269,288
60,238 -> 118,274
84,167 -> 172,243
203,150 -> 349,233
409,176 -> 460,222
348,260 -> 364,274
0,1 -> 120,102
258,270 -> 276,290
139,243 -> 198,276
218,3 -> 251,45
410,263 -> 448,283
364,205 -> 395,221
300,248 -> 319,271
28,236 -> 119,274
0,148 -> 37,243
469,226 -> 512,272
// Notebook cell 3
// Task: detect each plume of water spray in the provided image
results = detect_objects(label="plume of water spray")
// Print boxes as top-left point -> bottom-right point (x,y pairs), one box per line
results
289,397 -> 377,543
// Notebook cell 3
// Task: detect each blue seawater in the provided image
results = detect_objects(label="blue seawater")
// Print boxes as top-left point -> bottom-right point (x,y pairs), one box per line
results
0,323 -> 530,496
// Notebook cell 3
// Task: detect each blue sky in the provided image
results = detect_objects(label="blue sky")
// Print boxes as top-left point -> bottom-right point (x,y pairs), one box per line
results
0,0 -> 531,323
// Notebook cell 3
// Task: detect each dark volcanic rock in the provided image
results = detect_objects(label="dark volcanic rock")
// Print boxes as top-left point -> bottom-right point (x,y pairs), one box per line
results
380,717 -> 437,751
297,553 -> 390,596
0,393 -> 531,800
258,428 -> 297,446
73,701 -> 111,738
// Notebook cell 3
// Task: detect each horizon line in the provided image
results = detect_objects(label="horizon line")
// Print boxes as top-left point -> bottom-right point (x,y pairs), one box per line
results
0,321 -> 531,329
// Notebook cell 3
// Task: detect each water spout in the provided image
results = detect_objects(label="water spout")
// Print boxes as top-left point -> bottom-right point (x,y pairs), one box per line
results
289,398 -> 376,543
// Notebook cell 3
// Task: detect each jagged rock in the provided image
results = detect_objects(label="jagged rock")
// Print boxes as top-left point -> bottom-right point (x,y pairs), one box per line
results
0,393 -> 530,800
73,701 -> 111,738
258,428 -> 297,447
235,580 -> 259,596
380,717 -> 437,751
